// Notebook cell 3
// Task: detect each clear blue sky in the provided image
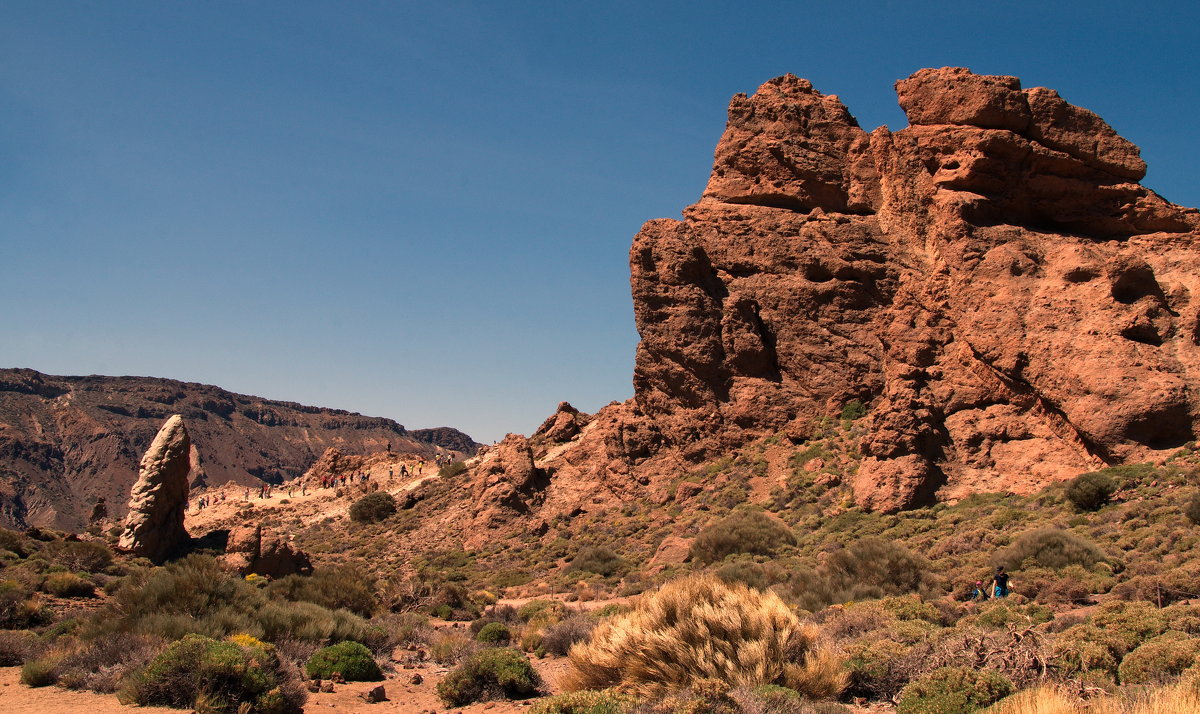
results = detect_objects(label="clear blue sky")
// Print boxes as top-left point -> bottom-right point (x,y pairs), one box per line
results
2,2 -> 1198,443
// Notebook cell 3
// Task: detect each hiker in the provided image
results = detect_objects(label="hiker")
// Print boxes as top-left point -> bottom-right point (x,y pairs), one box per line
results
970,580 -> 986,601
991,567 -> 1011,599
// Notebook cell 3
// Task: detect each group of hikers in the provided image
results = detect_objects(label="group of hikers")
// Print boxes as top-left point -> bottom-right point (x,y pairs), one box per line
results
189,492 -> 228,511
968,566 -> 1012,600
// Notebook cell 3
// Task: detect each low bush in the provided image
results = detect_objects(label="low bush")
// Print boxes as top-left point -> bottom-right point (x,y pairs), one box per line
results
1048,624 -> 1120,679
895,666 -> 1013,714
430,631 -> 476,665
42,633 -> 166,693
439,460 -> 468,478
1066,471 -> 1117,511
562,574 -> 842,697
567,546 -> 626,577
0,579 -> 48,628
1186,493 -> 1200,526
519,599 -> 567,624
41,540 -> 113,573
477,622 -> 511,645
993,528 -> 1107,571
42,572 -> 96,598
118,633 -> 305,713
716,560 -> 790,592
1118,633 -> 1200,684
348,493 -> 397,523
691,511 -> 795,563
529,689 -> 634,714
784,539 -> 936,611
1090,601 -> 1168,655
305,640 -> 382,681
542,614 -> 596,656
436,647 -> 540,706
267,564 -> 377,617
842,637 -> 911,700
0,629 -> 39,666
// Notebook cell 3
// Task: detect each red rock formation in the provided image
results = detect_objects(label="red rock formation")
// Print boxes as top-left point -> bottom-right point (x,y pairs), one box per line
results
223,523 -> 313,578
482,68 -> 1200,518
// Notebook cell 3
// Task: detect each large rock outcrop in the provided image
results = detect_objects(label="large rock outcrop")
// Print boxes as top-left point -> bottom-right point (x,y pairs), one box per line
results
475,68 -> 1200,520
118,415 -> 192,563
0,369 -> 478,529
629,68 -> 1200,511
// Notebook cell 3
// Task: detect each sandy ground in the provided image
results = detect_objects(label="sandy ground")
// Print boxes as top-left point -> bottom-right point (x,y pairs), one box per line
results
0,649 -> 569,713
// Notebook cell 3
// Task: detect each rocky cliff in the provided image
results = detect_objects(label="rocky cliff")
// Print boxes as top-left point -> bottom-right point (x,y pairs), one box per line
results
467,68 -> 1200,530
0,368 -> 477,529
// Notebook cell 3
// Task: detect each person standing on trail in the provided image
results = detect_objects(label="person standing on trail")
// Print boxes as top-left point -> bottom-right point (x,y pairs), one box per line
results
991,567 -> 1011,599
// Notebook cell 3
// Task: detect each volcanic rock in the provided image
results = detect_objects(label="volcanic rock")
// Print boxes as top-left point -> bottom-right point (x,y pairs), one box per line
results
466,434 -> 549,547
492,68 -> 1200,518
222,523 -> 313,578
118,415 -> 191,563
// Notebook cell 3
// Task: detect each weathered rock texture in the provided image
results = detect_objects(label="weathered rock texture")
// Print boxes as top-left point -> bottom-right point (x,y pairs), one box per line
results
0,369 -> 478,530
471,68 -> 1200,519
118,415 -> 192,563
223,523 -> 313,578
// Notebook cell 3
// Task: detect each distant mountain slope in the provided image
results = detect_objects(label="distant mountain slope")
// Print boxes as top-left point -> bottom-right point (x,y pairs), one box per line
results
0,368 -> 477,530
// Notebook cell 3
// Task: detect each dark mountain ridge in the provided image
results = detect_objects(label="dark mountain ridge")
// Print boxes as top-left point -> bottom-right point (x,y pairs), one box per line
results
0,368 -> 477,530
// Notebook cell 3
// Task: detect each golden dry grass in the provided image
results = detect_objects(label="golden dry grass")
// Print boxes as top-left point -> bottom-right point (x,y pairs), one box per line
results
561,574 -> 845,698
985,682 -> 1200,714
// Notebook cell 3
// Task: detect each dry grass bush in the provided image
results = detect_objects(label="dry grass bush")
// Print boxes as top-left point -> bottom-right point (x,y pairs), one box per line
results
904,625 -> 1049,690
0,628 -> 40,665
993,529 -> 1108,571
436,647 -> 540,706
529,689 -> 635,714
0,579 -> 48,628
691,511 -> 796,563
430,630 -> 478,665
562,574 -> 845,699
985,682 -> 1200,714
542,614 -> 597,656
374,611 -> 432,648
47,632 -> 166,692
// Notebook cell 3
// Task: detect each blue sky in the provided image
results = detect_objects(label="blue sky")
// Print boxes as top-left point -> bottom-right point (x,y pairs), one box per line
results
2,1 -> 1198,443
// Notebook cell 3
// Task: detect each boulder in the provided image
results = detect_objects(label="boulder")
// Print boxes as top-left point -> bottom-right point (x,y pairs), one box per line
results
222,523 -> 313,578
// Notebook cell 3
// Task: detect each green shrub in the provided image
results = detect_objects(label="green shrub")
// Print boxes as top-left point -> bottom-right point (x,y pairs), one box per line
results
20,653 -> 62,687
42,572 -> 96,598
437,647 -> 540,705
896,667 -> 1014,714
529,689 -> 633,714
1066,471 -> 1117,511
0,528 -> 32,557
716,560 -> 789,592
0,579 -> 48,628
993,528 -> 1107,571
118,633 -> 304,713
784,538 -> 936,611
305,640 -> 382,681
439,461 -> 468,478
518,599 -> 567,624
267,564 -> 377,617
1186,493 -> 1200,526
1049,624 -> 1119,679
1091,601 -> 1168,655
348,493 -> 397,523
567,546 -> 626,577
41,540 -> 113,572
1118,633 -> 1200,684
690,510 -> 796,563
843,638 -> 911,699
477,622 -> 512,645
840,400 -> 867,421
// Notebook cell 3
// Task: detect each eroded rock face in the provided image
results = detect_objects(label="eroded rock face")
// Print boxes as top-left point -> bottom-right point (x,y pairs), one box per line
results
223,524 -> 313,578
118,415 -> 191,563
466,434 -> 549,546
629,68 -> 1200,512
